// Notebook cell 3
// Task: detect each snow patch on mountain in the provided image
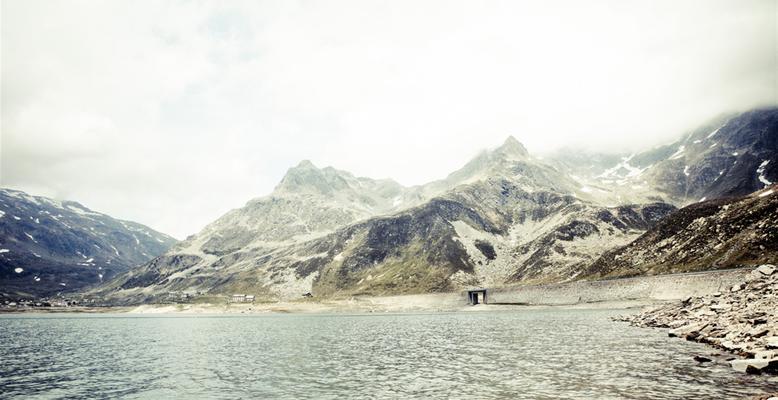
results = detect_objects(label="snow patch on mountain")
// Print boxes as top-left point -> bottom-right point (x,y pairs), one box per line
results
669,145 -> 686,160
596,154 -> 650,180
706,126 -> 722,138
757,160 -> 772,187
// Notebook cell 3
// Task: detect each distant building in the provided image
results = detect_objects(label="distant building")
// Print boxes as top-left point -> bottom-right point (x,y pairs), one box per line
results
167,292 -> 192,302
467,288 -> 488,305
230,294 -> 256,303
231,294 -> 246,303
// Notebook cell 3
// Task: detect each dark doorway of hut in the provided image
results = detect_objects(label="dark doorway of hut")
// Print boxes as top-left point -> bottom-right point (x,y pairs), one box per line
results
467,289 -> 487,305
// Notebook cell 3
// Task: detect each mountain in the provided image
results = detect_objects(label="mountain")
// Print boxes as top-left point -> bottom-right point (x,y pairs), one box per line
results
584,185 -> 778,279
173,160 -> 419,259
94,108 -> 777,304
644,108 -> 777,202
95,137 -> 675,304
549,107 -> 778,206
0,188 -> 177,298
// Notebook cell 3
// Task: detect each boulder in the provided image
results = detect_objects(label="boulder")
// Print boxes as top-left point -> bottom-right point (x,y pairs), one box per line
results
751,317 -> 769,325
669,322 -> 707,339
750,327 -> 770,338
710,304 -> 731,312
730,358 -> 778,374
721,340 -> 742,351
755,264 -> 776,276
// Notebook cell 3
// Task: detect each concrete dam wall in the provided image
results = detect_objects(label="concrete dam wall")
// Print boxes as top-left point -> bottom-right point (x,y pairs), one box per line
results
485,268 -> 750,305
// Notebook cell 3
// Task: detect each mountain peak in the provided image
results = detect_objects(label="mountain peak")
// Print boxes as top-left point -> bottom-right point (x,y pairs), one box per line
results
275,160 -> 325,194
295,159 -> 317,169
496,136 -> 529,158
274,159 -> 370,196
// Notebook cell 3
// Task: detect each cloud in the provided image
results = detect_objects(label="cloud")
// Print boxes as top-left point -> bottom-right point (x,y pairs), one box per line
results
1,0 -> 776,238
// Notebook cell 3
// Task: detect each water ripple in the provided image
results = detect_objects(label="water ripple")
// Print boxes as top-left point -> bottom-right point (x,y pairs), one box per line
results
1,310 -> 777,399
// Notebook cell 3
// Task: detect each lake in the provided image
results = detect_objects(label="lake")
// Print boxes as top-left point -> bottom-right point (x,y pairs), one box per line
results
1,309 -> 777,399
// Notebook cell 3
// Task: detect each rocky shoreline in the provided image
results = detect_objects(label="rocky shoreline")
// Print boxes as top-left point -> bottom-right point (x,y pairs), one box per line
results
618,265 -> 778,375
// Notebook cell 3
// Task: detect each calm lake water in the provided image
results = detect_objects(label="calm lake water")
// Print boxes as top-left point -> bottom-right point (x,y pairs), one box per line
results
1,309 -> 777,399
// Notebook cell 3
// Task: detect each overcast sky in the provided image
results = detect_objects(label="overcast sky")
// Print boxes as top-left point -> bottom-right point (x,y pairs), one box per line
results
1,0 -> 776,239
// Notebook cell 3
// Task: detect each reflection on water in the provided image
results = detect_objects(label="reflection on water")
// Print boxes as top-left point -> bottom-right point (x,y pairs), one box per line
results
1,309 -> 777,399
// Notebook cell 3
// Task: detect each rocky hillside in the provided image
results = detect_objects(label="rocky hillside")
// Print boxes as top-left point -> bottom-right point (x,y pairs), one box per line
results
0,188 -> 177,298
619,265 -> 778,375
95,138 -> 675,304
585,185 -> 778,279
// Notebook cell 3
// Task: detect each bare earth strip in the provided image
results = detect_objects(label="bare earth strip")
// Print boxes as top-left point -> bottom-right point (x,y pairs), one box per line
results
124,268 -> 750,314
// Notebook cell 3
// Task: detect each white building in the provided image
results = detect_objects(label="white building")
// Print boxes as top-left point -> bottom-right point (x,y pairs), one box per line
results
231,294 -> 246,303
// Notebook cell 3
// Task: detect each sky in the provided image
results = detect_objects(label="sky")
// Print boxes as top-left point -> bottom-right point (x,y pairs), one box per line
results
1,0 -> 776,239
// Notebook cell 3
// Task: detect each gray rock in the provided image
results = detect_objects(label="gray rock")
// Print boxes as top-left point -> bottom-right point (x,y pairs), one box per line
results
710,304 -> 731,312
721,340 -> 742,351
750,327 -> 770,338
669,322 -> 708,339
751,317 -> 769,325
730,358 -> 778,374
